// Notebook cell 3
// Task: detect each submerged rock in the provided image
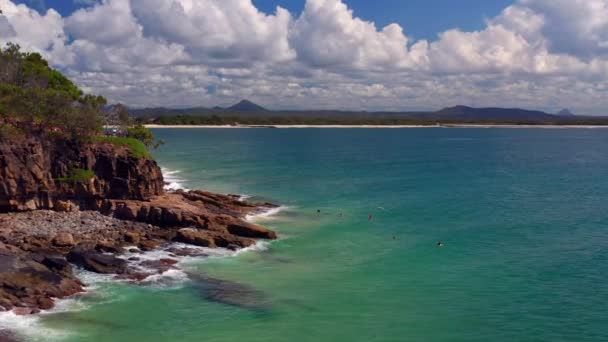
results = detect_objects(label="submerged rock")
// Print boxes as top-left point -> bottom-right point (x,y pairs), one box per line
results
189,273 -> 271,311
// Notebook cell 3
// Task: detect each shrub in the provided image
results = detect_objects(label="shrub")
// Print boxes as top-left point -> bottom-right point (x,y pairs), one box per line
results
55,168 -> 95,183
126,124 -> 164,149
91,136 -> 150,158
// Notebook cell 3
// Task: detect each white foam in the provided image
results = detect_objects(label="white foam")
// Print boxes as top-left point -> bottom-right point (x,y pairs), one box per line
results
233,240 -> 271,256
161,168 -> 189,191
141,269 -> 189,288
246,206 -> 289,222
237,194 -> 252,201
0,310 -> 73,342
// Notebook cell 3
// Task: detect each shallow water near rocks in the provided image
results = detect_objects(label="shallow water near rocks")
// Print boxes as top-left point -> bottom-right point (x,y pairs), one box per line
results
8,128 -> 608,341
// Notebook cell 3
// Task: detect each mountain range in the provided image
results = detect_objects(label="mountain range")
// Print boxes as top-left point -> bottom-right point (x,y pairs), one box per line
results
130,100 -> 586,122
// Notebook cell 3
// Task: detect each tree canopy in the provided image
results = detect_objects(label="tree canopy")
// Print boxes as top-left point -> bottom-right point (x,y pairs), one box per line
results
0,43 -> 106,138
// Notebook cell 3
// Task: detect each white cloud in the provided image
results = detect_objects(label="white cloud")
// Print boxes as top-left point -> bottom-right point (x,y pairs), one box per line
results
290,0 -> 414,70
66,0 -> 139,45
129,0 -> 295,65
0,0 -> 65,59
0,0 -> 608,114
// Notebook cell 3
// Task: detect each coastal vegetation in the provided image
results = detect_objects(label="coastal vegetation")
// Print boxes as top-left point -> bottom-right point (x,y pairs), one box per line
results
146,114 -> 608,126
91,136 -> 151,158
0,43 -> 160,154
54,168 -> 95,183
133,101 -> 608,126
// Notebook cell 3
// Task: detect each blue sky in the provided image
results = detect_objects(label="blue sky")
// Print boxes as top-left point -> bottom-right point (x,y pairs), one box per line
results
20,0 -> 514,40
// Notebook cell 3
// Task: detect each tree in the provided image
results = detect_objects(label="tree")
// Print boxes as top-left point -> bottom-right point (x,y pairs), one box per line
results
0,43 -> 105,139
126,124 -> 164,149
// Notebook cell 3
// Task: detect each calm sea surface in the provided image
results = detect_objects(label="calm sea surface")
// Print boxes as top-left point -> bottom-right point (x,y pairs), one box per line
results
15,128 -> 608,341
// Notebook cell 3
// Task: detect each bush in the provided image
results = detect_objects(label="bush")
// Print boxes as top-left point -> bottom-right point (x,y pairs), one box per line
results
55,168 -> 95,183
91,136 -> 150,158
126,124 -> 164,149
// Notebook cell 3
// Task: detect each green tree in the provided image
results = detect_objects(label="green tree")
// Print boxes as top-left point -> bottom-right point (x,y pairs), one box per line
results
0,43 -> 106,139
126,124 -> 164,149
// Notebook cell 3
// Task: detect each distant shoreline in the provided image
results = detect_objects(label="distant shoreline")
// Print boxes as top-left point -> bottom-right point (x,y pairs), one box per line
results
145,124 -> 608,129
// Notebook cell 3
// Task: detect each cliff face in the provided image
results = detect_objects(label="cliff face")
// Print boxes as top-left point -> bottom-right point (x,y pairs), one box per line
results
0,136 -> 164,212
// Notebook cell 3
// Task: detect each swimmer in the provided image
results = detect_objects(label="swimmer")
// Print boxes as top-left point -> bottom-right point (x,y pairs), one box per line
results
437,241 -> 444,247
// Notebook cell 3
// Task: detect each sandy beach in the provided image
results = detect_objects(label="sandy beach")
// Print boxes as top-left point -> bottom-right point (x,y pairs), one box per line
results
145,124 -> 608,129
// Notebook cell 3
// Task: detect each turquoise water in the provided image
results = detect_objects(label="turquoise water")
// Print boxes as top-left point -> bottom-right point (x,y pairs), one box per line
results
20,129 -> 608,341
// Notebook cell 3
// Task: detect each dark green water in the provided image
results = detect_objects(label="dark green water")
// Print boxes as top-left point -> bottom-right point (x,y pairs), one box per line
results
7,128 -> 608,341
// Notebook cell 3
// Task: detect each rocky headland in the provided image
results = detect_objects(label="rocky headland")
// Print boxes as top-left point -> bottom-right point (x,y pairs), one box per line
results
0,136 -> 278,314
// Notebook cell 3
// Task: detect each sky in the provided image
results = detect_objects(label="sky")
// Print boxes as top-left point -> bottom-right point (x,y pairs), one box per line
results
1,0 -> 607,114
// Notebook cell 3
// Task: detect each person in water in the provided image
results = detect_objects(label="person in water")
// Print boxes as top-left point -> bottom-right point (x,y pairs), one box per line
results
437,241 -> 444,247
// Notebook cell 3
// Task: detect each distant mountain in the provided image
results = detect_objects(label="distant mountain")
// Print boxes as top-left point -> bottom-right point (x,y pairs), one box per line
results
434,105 -> 555,121
557,109 -> 575,116
226,100 -> 266,112
130,103 -> 572,123
130,100 -> 266,117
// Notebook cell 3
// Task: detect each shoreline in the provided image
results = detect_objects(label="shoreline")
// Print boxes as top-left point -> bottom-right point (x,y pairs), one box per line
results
145,124 -> 608,129
0,198 -> 283,340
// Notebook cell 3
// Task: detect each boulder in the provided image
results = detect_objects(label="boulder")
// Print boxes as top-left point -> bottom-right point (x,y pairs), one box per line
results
174,229 -> 216,248
138,239 -> 162,252
225,221 -> 277,240
52,233 -> 75,247
54,200 -> 78,212
124,231 -> 141,244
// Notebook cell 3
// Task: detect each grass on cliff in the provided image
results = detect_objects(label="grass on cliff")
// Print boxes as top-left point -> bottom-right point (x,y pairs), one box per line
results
91,136 -> 151,158
55,168 -> 95,183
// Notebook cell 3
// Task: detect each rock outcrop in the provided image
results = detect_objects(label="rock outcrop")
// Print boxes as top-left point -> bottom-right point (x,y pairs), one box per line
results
0,136 -> 164,212
0,244 -> 84,314
102,190 -> 277,240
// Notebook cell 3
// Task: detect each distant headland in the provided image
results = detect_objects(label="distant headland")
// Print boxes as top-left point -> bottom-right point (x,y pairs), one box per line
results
131,101 -> 608,127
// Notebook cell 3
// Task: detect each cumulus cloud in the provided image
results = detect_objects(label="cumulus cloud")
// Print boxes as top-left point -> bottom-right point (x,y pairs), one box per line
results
129,0 -> 294,65
0,0 -> 65,56
290,0 -> 414,70
0,0 -> 607,114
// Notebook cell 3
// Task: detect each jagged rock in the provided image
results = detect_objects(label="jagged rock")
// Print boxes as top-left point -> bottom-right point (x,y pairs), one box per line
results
0,247 -> 84,313
67,246 -> 127,274
105,192 -> 277,241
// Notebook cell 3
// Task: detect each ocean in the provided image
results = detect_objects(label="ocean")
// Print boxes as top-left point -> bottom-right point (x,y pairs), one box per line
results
5,128 -> 608,341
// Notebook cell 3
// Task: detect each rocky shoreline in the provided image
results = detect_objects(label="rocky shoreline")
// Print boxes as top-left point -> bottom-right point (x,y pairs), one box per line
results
0,136 -> 279,316
0,191 -> 278,315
